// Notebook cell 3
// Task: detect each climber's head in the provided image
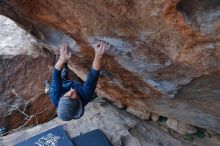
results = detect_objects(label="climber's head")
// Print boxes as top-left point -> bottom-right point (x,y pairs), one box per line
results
64,88 -> 79,99
57,88 -> 83,121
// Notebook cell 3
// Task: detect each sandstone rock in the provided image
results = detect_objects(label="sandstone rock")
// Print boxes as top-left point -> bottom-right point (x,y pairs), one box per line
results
151,113 -> 160,122
166,119 -> 197,135
0,0 -> 220,134
166,119 -> 178,131
207,129 -> 217,137
0,53 -> 57,131
193,135 -> 220,146
0,17 -> 57,131
113,101 -> 126,109
126,107 -> 150,120
178,124 -> 197,135
210,135 -> 220,146
0,15 -> 39,57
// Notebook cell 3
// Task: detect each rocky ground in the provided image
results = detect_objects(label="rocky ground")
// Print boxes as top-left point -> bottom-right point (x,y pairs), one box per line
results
1,98 -> 220,146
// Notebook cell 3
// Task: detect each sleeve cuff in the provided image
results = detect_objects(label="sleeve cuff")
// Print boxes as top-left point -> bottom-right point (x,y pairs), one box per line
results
91,68 -> 100,75
53,67 -> 61,75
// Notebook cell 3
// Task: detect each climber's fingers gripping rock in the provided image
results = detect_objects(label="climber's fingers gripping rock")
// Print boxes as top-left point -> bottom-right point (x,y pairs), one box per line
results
59,43 -> 72,62
94,40 -> 110,58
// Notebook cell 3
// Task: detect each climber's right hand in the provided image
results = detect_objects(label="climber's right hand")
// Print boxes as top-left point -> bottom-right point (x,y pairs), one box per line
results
94,40 -> 110,58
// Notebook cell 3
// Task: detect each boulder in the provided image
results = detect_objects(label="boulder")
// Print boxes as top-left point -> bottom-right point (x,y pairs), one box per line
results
207,129 -> 217,137
151,113 -> 160,122
166,118 -> 197,135
0,0 -> 220,133
126,107 -> 151,120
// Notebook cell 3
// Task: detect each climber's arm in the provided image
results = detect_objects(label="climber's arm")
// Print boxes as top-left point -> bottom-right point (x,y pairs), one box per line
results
50,66 -> 62,107
78,41 -> 109,105
49,44 -> 71,107
81,47 -> 106,93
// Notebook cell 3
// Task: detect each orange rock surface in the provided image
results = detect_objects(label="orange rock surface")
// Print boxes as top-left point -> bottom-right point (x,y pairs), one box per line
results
0,0 -> 220,133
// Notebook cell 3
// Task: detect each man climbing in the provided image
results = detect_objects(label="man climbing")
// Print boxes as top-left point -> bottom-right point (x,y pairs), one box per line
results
50,41 -> 110,121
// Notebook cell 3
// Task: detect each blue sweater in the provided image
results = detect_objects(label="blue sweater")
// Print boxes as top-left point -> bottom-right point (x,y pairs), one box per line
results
50,67 -> 100,108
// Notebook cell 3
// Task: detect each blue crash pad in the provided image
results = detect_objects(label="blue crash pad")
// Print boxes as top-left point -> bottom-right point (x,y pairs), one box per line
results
15,126 -> 74,146
72,129 -> 112,146
15,126 -> 112,146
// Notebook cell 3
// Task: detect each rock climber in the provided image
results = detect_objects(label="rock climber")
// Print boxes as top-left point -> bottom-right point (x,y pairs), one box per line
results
49,41 -> 110,121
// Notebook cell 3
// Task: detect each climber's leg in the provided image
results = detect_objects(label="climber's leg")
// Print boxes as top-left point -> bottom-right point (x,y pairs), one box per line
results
61,62 -> 68,80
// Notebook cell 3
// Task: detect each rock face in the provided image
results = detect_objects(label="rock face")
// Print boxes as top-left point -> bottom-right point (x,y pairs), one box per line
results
0,15 -> 56,131
0,15 -> 38,56
1,98 -> 192,146
0,0 -> 220,133
0,51 -> 57,131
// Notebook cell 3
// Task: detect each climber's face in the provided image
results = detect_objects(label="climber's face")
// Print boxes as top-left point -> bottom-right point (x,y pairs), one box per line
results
64,88 -> 79,99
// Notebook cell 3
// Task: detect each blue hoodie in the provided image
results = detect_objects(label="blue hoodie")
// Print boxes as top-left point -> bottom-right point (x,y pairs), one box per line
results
50,67 -> 100,108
